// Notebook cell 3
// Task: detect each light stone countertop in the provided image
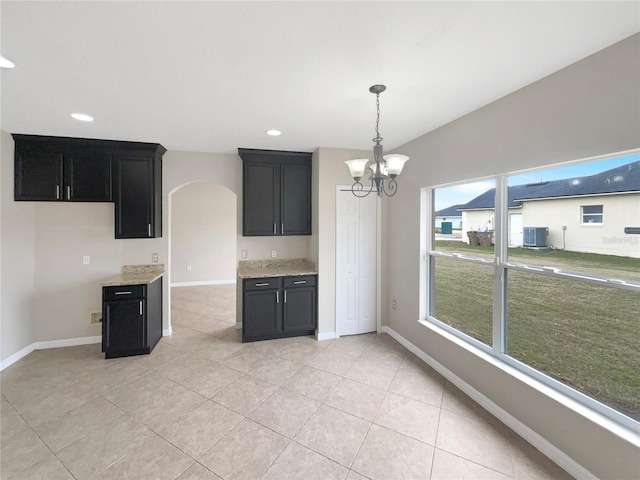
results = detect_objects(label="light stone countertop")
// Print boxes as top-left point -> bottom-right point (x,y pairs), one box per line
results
101,264 -> 165,287
238,258 -> 317,279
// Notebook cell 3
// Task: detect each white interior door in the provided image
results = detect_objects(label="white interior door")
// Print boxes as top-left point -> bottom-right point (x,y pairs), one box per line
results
336,189 -> 378,336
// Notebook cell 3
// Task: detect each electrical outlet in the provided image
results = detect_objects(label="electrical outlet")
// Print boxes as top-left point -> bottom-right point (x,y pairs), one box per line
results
152,252 -> 159,263
271,250 -> 277,258
241,250 -> 248,259
82,255 -> 90,265
392,299 -> 397,310
89,311 -> 102,326
187,264 -> 192,271
562,225 -> 567,231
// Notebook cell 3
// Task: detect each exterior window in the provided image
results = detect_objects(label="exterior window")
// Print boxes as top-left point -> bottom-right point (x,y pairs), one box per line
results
423,151 -> 640,428
581,205 -> 603,223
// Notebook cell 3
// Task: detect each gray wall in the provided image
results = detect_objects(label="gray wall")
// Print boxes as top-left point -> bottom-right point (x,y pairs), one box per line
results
1,130 -> 35,360
170,181 -> 237,284
0,145 -> 312,360
385,34 -> 640,479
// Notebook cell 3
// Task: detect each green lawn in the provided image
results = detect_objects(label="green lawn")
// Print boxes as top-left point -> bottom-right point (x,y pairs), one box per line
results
432,241 -> 640,421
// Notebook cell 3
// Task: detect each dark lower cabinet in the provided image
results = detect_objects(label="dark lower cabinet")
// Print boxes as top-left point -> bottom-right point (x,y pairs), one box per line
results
283,286 -> 316,333
102,278 -> 162,358
243,275 -> 316,342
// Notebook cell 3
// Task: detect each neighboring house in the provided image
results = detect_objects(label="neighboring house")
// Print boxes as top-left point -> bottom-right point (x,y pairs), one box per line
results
458,161 -> 640,258
434,204 -> 463,229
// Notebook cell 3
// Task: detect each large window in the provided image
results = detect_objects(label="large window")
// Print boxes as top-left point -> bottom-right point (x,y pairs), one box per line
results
424,151 -> 640,427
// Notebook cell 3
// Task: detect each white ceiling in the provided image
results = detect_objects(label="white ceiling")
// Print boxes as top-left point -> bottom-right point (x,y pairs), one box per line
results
1,1 -> 638,154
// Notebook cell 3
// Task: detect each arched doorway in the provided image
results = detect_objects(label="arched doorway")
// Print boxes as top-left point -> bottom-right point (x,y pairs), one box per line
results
167,182 -> 237,336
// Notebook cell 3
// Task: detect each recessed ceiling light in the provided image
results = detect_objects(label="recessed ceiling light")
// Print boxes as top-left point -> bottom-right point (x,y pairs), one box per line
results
266,129 -> 282,136
71,113 -> 94,122
0,56 -> 15,69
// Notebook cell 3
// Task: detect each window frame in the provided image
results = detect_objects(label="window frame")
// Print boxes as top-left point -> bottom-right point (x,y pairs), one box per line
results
421,150 -> 640,432
581,204 -> 604,224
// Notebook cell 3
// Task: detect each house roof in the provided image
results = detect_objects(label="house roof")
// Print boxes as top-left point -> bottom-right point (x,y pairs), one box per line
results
435,204 -> 464,217
457,160 -> 640,210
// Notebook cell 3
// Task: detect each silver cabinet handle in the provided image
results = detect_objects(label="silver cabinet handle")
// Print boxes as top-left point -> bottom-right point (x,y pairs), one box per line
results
255,282 -> 269,287
273,223 -> 276,235
293,280 -> 306,285
284,290 -> 287,303
67,185 -> 71,200
139,300 -> 143,316
281,223 -> 284,234
115,291 -> 132,295
56,185 -> 60,199
276,291 -> 279,303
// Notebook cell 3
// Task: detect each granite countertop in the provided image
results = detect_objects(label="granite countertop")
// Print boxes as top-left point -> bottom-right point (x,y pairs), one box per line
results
101,264 -> 165,287
238,258 -> 317,279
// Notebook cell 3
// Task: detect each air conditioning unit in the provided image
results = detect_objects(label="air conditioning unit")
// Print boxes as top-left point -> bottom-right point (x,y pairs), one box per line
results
523,227 -> 548,247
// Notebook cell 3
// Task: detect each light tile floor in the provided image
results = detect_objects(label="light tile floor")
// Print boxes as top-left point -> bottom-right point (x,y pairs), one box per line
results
0,284 -> 574,480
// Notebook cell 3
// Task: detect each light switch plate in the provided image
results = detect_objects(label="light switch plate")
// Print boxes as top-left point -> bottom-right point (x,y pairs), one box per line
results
241,250 -> 248,259
83,255 -> 90,265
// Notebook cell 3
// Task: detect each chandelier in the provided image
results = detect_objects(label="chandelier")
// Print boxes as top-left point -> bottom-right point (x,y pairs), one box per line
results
345,85 -> 409,197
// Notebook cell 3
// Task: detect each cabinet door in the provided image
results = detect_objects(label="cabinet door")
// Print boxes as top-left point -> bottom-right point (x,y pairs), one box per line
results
243,289 -> 282,338
243,162 -> 279,236
114,155 -> 153,238
281,163 -> 311,235
103,299 -> 145,352
283,286 -> 316,333
64,148 -> 112,201
15,150 -> 63,201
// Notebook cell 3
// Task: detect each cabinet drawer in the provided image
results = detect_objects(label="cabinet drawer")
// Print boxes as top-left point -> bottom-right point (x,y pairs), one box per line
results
283,275 -> 316,288
244,277 -> 281,291
104,285 -> 144,301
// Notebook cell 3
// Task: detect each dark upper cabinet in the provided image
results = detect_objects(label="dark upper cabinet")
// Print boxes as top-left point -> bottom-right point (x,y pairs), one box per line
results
243,161 -> 279,236
14,136 -> 112,201
12,134 -> 164,238
281,163 -> 312,235
14,148 -> 63,200
239,148 -> 312,236
64,148 -> 112,201
113,149 -> 162,239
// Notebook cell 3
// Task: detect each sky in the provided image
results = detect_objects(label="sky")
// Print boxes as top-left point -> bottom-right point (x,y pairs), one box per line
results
434,152 -> 640,212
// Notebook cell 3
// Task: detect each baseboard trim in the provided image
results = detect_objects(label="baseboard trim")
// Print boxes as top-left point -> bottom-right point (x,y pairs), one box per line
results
171,279 -> 236,287
381,325 -> 596,480
1,336 -> 102,371
0,343 -> 35,371
316,331 -> 337,341
163,326 -> 173,336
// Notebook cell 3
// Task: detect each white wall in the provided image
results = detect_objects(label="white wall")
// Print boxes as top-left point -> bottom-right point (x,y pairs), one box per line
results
170,182 -> 237,284
1,131 -> 35,361
521,194 -> 640,258
386,34 -> 640,479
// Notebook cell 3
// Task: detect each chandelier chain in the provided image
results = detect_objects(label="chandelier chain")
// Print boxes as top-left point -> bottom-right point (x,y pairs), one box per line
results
375,93 -> 381,142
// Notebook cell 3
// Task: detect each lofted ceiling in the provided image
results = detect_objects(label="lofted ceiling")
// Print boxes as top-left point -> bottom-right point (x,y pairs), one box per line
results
1,1 -> 638,154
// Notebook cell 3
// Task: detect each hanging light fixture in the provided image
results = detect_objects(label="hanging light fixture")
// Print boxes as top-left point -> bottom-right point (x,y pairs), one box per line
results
345,85 -> 409,197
